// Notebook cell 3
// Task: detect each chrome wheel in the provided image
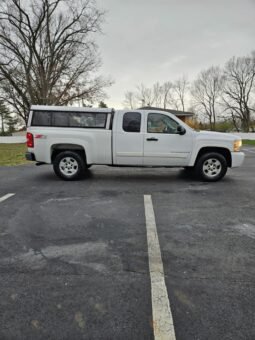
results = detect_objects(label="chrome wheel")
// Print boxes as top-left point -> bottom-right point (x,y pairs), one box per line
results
202,158 -> 222,178
59,157 -> 79,177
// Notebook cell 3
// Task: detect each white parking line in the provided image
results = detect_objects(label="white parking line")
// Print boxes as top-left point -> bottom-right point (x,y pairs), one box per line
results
0,193 -> 15,203
144,195 -> 176,340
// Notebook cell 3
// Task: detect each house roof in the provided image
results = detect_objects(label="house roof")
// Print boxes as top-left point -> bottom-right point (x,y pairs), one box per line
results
139,106 -> 194,117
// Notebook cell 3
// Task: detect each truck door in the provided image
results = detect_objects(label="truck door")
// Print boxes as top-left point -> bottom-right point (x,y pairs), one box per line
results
143,112 -> 193,166
113,111 -> 144,165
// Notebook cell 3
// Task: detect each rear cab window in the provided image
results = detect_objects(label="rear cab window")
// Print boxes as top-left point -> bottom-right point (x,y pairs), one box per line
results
122,112 -> 141,133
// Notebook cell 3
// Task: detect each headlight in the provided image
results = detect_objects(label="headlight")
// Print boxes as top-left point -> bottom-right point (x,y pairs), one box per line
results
233,139 -> 242,152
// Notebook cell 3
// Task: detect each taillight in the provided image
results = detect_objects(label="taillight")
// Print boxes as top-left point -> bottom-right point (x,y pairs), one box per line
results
26,132 -> 34,148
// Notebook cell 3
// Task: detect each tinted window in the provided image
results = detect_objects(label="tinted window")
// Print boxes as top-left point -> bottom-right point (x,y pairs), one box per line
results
52,111 -> 69,127
69,112 -> 84,127
32,111 -> 51,126
147,113 -> 179,134
123,112 -> 141,132
32,111 -> 107,128
69,112 -> 107,128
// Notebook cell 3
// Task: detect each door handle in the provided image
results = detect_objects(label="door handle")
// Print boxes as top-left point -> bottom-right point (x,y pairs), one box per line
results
146,137 -> 158,141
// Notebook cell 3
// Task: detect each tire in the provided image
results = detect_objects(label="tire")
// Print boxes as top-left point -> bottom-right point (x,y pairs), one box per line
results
53,151 -> 86,181
195,152 -> 228,182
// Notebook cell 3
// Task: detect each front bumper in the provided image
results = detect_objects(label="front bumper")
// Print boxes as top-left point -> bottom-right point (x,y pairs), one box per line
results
231,152 -> 245,168
25,152 -> 36,161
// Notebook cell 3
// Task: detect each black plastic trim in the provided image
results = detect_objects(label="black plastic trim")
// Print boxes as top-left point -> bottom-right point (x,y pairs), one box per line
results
25,152 -> 36,161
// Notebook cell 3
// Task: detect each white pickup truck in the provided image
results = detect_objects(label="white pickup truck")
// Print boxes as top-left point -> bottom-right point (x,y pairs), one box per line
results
26,105 -> 244,181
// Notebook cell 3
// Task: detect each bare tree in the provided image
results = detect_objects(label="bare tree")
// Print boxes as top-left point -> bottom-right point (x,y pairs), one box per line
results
222,54 -> 255,132
175,76 -> 189,111
152,82 -> 162,108
161,81 -> 172,109
136,83 -> 154,107
123,91 -> 137,109
124,82 -> 173,110
191,66 -> 224,130
0,0 -> 111,124
168,76 -> 189,111
124,79 -> 190,111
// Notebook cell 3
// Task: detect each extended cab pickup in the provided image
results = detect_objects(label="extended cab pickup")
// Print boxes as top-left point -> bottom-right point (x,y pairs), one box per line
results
26,106 -> 245,181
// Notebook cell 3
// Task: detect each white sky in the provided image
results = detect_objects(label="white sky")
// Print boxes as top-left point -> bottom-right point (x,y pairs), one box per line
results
95,0 -> 255,108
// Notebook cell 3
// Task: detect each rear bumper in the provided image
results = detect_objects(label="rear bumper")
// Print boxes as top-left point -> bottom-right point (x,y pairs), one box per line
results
25,152 -> 36,161
231,152 -> 245,168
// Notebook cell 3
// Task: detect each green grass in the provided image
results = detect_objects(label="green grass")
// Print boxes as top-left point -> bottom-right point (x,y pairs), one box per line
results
0,143 -> 31,166
242,140 -> 255,146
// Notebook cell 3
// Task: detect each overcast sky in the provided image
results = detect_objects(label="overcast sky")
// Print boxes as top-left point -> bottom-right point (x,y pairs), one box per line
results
95,0 -> 255,108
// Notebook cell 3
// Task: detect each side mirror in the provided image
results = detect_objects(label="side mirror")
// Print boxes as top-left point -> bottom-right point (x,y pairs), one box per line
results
177,125 -> 186,135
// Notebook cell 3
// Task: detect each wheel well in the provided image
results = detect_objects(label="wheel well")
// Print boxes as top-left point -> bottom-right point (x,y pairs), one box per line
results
195,147 -> 232,167
51,144 -> 87,164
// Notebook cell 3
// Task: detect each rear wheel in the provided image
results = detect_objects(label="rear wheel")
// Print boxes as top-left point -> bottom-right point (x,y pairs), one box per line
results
195,152 -> 228,182
53,151 -> 86,181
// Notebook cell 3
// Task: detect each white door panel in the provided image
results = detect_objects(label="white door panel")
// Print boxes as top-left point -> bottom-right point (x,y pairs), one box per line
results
144,133 -> 193,166
113,111 -> 144,165
115,131 -> 144,165
144,112 -> 193,166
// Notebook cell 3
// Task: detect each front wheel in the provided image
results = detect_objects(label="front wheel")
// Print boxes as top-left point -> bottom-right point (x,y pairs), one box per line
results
53,151 -> 86,181
195,152 -> 228,182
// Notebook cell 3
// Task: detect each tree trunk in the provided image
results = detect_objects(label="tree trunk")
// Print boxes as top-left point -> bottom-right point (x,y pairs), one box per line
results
242,110 -> 250,132
242,119 -> 250,132
0,114 -> 5,135
209,117 -> 213,130
230,113 -> 240,132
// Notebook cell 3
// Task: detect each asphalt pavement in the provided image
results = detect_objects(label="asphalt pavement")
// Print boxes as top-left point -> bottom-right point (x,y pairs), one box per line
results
0,147 -> 254,340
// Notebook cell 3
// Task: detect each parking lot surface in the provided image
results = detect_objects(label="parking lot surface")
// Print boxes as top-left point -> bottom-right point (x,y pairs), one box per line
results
0,147 -> 254,340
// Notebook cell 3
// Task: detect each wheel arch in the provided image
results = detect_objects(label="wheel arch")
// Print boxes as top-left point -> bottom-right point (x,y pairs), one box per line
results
194,147 -> 232,167
51,144 -> 87,165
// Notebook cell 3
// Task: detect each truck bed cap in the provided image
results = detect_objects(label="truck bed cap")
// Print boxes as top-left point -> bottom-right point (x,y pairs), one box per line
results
30,105 -> 113,114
